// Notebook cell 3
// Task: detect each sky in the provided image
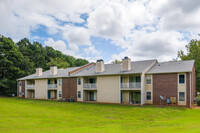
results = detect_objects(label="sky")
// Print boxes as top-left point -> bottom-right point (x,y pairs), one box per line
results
0,0 -> 200,63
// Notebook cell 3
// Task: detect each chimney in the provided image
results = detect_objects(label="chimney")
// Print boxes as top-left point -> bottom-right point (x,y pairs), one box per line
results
50,66 -> 57,75
36,68 -> 42,76
96,59 -> 105,73
122,57 -> 131,71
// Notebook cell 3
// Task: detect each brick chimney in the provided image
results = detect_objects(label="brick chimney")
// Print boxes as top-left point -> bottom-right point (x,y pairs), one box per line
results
96,59 -> 105,73
122,57 -> 131,71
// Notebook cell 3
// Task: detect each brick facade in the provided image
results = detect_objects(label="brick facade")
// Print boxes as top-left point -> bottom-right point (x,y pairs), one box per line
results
153,74 -> 178,105
186,73 -> 190,107
62,78 -> 77,101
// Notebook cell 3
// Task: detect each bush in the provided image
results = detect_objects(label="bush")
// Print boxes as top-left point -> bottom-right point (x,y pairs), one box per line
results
196,95 -> 200,106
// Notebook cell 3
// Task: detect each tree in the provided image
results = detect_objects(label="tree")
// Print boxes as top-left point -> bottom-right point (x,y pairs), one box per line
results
0,35 -> 24,95
46,58 -> 70,69
111,59 -> 122,64
75,58 -> 89,66
178,39 -> 200,92
0,35 -> 89,96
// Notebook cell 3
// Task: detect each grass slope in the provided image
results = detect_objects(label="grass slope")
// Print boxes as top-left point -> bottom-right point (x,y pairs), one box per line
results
0,97 -> 200,133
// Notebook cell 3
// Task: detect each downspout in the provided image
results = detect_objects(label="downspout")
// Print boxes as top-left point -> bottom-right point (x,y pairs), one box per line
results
190,72 -> 191,108
141,72 -> 145,105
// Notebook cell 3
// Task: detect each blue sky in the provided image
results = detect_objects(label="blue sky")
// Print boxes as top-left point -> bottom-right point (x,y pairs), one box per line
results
0,0 -> 200,63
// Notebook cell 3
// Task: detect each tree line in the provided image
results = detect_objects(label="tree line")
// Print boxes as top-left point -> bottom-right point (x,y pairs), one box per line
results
0,35 -> 88,95
1,34 -> 200,96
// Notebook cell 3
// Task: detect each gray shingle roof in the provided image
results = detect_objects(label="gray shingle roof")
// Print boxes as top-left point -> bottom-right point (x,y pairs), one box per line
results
147,60 -> 194,74
18,67 -> 80,80
71,59 -> 157,77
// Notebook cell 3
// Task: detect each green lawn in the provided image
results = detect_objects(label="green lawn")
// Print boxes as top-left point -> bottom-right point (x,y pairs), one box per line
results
0,97 -> 200,133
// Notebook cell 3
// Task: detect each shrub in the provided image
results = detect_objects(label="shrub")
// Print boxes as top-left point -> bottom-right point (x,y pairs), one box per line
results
196,95 -> 200,106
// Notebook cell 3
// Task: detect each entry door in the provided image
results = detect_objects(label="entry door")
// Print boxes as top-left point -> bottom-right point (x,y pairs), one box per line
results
48,91 -> 51,99
121,91 -> 123,103
89,91 -> 94,101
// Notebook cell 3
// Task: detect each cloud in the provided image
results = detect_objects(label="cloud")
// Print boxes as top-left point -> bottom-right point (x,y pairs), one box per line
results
1,0 -> 200,62
88,0 -> 155,39
111,30 -> 188,61
150,0 -> 200,32
83,46 -> 100,56
62,25 -> 91,51
44,38 -> 67,52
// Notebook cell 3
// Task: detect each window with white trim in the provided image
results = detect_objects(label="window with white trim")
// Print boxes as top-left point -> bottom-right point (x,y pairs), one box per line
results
78,78 -> 81,85
59,79 -> 62,86
146,92 -> 151,100
78,91 -> 81,98
59,91 -> 62,97
179,74 -> 185,84
179,92 -> 185,101
19,81 -> 22,86
146,75 -> 151,84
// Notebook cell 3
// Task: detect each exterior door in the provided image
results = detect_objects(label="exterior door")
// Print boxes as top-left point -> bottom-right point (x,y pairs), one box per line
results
48,91 -> 51,99
89,91 -> 94,101
121,91 -> 123,103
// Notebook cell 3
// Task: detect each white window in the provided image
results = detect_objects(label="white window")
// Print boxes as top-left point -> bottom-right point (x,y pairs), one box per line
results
146,75 -> 151,84
179,74 -> 185,84
179,92 -> 185,101
59,91 -> 62,97
78,91 -> 81,98
59,79 -> 62,86
78,78 -> 81,85
146,92 -> 151,100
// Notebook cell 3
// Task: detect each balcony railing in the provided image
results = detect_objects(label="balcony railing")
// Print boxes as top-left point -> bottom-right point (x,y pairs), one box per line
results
48,84 -> 57,89
121,82 -> 141,89
83,83 -> 97,89
27,85 -> 35,89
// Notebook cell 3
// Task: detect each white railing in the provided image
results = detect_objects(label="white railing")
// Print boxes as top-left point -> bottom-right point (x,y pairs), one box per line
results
27,85 -> 35,89
121,82 -> 141,88
48,84 -> 57,89
83,83 -> 97,89
129,82 -> 141,88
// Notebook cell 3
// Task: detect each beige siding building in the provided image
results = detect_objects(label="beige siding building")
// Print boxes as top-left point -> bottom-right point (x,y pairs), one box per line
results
18,57 -> 196,107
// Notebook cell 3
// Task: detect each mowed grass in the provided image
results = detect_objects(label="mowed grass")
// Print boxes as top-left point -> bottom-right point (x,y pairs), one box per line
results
0,97 -> 200,133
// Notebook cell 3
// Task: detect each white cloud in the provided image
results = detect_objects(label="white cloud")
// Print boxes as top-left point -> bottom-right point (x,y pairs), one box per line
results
88,1 -> 131,38
62,25 -> 91,51
44,38 -> 67,52
1,0 -> 200,62
150,0 -> 200,32
112,30 -> 188,61
84,46 -> 100,56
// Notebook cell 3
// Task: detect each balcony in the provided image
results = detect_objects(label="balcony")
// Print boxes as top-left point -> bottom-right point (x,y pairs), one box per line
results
47,84 -> 57,89
27,85 -> 35,89
83,83 -> 97,90
121,82 -> 141,90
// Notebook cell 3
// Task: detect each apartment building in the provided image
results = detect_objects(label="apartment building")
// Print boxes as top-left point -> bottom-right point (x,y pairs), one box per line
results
71,57 -> 196,107
17,63 -> 94,100
17,57 -> 196,107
